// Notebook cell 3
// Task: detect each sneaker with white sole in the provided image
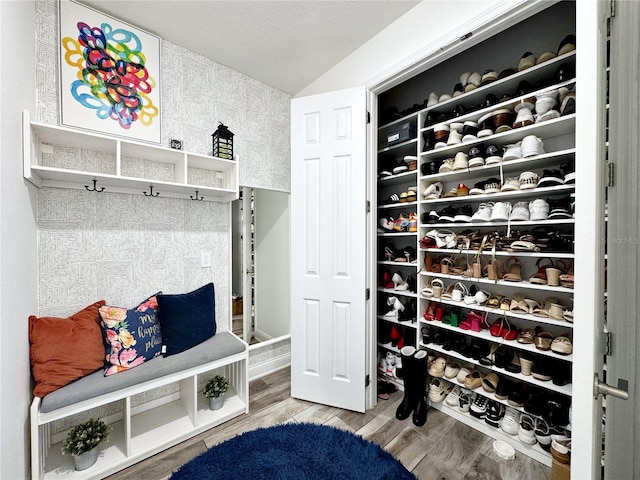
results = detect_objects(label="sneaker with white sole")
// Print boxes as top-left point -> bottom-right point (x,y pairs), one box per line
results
510,202 -> 530,221
521,135 -> 545,157
452,151 -> 469,170
447,129 -> 463,146
485,144 -> 502,164
470,394 -> 488,418
445,385 -> 461,406
439,158 -> 455,173
423,181 -> 444,199
519,171 -> 539,189
458,389 -> 472,412
529,198 -> 549,221
471,203 -> 494,222
490,202 -> 511,221
513,106 -> 535,128
501,407 -> 521,435
485,400 -> 505,428
538,169 -> 564,187
502,143 -> 523,161
501,177 -> 521,192
484,178 -> 501,194
518,414 -> 537,444
428,378 -> 450,403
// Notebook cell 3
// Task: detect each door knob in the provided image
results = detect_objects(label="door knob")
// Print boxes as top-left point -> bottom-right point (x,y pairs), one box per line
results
594,373 -> 629,400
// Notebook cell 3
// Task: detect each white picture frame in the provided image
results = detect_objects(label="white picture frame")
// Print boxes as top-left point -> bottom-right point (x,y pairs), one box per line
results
59,0 -> 161,143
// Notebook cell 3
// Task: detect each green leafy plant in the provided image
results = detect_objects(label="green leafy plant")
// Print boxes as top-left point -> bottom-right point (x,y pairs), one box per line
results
203,375 -> 230,398
62,418 -> 111,456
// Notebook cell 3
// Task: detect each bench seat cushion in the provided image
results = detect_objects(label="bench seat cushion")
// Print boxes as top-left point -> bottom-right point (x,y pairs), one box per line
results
40,332 -> 245,414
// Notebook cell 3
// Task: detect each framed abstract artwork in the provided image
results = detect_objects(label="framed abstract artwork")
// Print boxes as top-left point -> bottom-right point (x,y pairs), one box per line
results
59,0 -> 161,143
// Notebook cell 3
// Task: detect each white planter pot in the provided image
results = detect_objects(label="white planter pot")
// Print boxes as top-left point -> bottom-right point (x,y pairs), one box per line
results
209,396 -> 225,410
73,446 -> 98,471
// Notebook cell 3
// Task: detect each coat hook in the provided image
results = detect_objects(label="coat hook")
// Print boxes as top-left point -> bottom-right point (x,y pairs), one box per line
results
190,190 -> 204,201
85,179 -> 105,192
143,186 -> 160,197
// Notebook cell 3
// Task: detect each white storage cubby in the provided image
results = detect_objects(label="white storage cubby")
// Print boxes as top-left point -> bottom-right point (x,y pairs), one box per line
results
22,110 -> 238,202
375,2 -> 576,467
31,348 -> 248,480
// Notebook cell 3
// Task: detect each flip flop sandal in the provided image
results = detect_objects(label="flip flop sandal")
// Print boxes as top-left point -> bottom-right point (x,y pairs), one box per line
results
551,336 -> 573,355
503,257 -> 523,282
534,331 -> 554,350
486,294 -> 504,309
517,328 -> 536,344
482,372 -> 500,393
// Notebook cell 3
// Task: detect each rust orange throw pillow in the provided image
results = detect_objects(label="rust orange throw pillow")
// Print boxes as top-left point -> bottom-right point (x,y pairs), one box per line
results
29,300 -> 106,397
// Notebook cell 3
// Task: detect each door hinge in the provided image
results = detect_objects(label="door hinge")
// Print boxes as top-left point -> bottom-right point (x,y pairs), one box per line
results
365,288 -> 370,301
367,111 -> 371,124
607,162 -> 615,187
365,374 -> 370,387
366,200 -> 371,213
604,331 -> 613,356
610,0 -> 616,17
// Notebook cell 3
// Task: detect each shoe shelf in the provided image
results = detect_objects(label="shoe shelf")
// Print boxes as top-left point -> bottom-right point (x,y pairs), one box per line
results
420,219 -> 575,230
422,248 -> 574,260
419,115 -> 576,163
429,400 -> 552,466
379,170 -> 418,187
438,376 -> 562,428
377,287 -> 418,298
377,341 -> 403,355
378,260 -> 420,267
379,111 -> 420,131
420,149 -> 576,184
377,137 -> 417,154
421,185 -> 575,206
377,370 -> 405,391
420,319 -> 573,362
421,297 -> 573,330
379,201 -> 418,210
421,341 -> 572,397
418,272 -> 574,294
418,76 -> 576,139
378,315 -> 418,328
377,231 -> 417,238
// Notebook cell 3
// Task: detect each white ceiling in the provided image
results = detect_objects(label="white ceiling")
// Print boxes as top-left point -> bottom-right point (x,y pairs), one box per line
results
80,0 -> 420,95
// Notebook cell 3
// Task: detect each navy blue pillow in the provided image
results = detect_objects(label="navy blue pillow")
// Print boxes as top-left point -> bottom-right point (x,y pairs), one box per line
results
157,283 -> 216,356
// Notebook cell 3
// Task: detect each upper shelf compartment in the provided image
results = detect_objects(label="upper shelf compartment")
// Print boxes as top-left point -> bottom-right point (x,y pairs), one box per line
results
22,110 -> 239,202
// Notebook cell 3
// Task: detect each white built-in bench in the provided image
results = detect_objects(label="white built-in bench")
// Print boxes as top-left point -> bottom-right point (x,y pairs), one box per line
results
31,331 -> 248,479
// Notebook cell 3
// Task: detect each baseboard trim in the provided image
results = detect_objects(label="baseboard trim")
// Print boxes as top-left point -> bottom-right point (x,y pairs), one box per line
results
248,353 -> 290,381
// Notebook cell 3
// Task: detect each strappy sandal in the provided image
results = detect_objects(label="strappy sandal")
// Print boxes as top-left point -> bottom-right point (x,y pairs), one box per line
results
524,298 -> 541,314
384,244 -> 396,262
485,237 -> 503,281
440,256 -> 456,275
422,278 -> 444,298
529,258 -> 554,284
441,283 -> 455,300
486,294 -> 504,309
534,330 -> 554,351
451,282 -> 469,302
503,257 -> 523,282
532,297 -> 559,318
559,262 -> 575,288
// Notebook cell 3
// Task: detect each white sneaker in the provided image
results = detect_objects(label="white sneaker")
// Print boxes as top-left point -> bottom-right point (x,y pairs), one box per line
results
501,177 -> 521,192
513,106 -> 535,128
518,414 -> 537,445
447,129 -> 463,145
423,181 -> 443,199
490,202 -> 511,221
379,217 -> 394,231
471,203 -> 494,222
445,385 -> 461,406
502,142 -> 522,161
484,178 -> 501,194
535,89 -> 559,114
452,152 -> 468,170
427,91 -> 439,108
521,135 -> 545,157
438,158 -> 455,173
529,198 -> 549,221
501,407 -> 521,435
510,201 -> 530,221
519,171 -> 539,190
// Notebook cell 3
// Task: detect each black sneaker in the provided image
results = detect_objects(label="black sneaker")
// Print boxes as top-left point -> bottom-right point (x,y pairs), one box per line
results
548,196 -> 572,219
421,160 -> 439,176
438,205 -> 458,223
561,160 -> 576,184
485,400 -> 505,428
485,144 -> 502,164
469,180 -> 486,195
470,394 -> 488,419
538,169 -> 564,187
468,145 -> 484,165
453,204 -> 473,222
421,210 -> 440,224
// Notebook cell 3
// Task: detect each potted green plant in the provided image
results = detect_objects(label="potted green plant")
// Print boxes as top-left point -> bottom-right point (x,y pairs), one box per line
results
203,375 -> 230,410
61,418 -> 111,471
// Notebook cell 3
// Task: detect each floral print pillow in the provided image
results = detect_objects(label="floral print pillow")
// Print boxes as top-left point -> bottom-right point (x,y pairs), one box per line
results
98,295 -> 163,376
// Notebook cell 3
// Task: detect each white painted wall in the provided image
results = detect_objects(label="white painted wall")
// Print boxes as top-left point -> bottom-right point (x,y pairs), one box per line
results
0,1 -> 38,478
297,0 -> 506,97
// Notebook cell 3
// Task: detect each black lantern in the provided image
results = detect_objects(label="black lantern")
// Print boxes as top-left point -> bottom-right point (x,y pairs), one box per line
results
212,122 -> 234,160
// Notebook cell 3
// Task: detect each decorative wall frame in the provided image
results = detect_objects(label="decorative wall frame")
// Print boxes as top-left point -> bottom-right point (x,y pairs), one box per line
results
59,0 -> 161,143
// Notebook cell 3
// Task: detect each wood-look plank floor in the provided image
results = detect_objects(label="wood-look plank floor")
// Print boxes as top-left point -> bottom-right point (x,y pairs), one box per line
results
106,367 -> 550,480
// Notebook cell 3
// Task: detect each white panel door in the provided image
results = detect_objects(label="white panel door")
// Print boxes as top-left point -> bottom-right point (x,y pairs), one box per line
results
290,86 -> 367,412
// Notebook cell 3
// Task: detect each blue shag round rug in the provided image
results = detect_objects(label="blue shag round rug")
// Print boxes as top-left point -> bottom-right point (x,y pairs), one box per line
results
170,423 -> 417,480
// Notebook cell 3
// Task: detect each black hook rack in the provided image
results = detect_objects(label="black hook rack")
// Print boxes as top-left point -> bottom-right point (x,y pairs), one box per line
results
143,186 -> 160,197
84,179 -> 105,192
190,190 -> 204,201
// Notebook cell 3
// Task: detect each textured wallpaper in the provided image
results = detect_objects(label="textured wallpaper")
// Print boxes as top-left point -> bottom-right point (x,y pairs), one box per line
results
34,0 -> 291,366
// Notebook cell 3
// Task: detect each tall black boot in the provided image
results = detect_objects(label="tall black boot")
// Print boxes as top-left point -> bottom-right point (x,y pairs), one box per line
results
395,346 -> 417,420
412,349 -> 429,426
